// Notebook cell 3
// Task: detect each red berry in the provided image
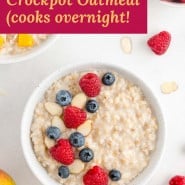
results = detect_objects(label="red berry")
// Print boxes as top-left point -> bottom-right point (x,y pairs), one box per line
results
83,166 -> 108,185
180,0 -> 185,2
50,139 -> 74,165
63,106 -> 87,128
79,73 -> 101,97
169,175 -> 185,185
147,31 -> 171,55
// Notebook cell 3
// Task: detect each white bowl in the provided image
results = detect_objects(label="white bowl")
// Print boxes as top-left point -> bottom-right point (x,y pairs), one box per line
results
0,35 -> 58,64
21,61 -> 166,185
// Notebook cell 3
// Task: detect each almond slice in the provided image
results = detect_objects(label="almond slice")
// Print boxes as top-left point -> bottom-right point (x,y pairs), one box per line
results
77,120 -> 92,136
120,37 -> 132,54
160,81 -> 178,94
71,93 -> 87,109
44,102 -> 63,116
44,137 -> 55,149
69,159 -> 85,174
52,116 -> 66,131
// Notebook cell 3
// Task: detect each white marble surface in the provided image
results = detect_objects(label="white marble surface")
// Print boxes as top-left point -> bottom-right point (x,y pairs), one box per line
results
1,0 -> 185,184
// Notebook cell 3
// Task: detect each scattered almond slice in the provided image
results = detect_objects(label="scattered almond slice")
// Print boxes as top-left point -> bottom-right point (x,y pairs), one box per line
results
0,88 -> 6,96
68,159 -> 85,174
160,81 -> 178,94
71,93 -> 87,109
120,37 -> 132,54
52,116 -> 66,131
44,137 -> 55,149
44,102 -> 63,116
77,120 -> 92,136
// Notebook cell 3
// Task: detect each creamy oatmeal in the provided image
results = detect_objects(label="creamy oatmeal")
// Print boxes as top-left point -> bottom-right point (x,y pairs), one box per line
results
0,34 -> 48,55
30,71 -> 158,185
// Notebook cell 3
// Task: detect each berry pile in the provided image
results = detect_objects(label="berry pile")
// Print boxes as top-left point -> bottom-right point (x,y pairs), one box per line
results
44,72 -> 122,184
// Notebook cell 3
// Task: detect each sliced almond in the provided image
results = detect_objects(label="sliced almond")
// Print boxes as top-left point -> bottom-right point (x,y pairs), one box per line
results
120,37 -> 132,54
77,146 -> 85,151
0,88 -> 6,96
77,120 -> 92,136
44,102 -> 63,116
52,116 -> 66,131
68,159 -> 85,174
160,81 -> 178,94
44,137 -> 55,148
71,93 -> 87,109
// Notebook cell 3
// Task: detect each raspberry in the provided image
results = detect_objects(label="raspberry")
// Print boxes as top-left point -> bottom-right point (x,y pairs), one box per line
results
83,166 -> 108,185
50,139 -> 74,165
63,106 -> 87,128
79,73 -> 101,97
169,175 -> 185,185
147,31 -> 171,55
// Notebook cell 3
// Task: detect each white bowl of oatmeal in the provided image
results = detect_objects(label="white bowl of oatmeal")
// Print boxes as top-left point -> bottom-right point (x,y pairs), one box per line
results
21,62 -> 166,185
0,34 -> 57,64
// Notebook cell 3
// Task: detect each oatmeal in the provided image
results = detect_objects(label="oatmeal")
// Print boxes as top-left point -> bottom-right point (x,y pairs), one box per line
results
30,71 -> 158,185
0,34 -> 48,55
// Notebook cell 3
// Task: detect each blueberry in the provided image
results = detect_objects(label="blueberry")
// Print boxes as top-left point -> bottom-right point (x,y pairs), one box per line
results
46,126 -> 61,140
58,166 -> 70,178
102,72 -> 115,86
69,132 -> 85,148
79,148 -> 94,162
56,90 -> 72,106
109,169 -> 122,181
86,100 -> 99,113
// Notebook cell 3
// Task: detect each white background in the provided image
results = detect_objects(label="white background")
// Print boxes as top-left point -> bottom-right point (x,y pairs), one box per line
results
1,0 -> 185,184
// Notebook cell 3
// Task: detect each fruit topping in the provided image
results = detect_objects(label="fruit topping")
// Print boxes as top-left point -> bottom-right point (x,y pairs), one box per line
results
86,100 -> 99,113
109,169 -> 122,181
56,90 -> 72,106
102,72 -> 115,86
46,126 -> 61,140
58,166 -> 70,178
18,34 -> 34,47
69,132 -> 85,148
63,106 -> 87,128
79,73 -> 101,97
83,166 -> 108,185
50,139 -> 74,165
79,148 -> 94,162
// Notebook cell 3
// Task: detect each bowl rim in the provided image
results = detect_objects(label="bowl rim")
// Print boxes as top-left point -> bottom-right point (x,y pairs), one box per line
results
160,0 -> 185,7
21,61 -> 166,185
0,35 -> 59,64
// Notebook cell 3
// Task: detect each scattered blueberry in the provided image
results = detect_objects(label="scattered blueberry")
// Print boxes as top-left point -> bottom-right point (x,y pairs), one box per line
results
109,169 -> 122,181
46,126 -> 61,140
102,72 -> 115,86
56,90 -> 72,106
86,100 -> 99,113
58,166 -> 70,178
69,132 -> 85,148
79,148 -> 94,162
